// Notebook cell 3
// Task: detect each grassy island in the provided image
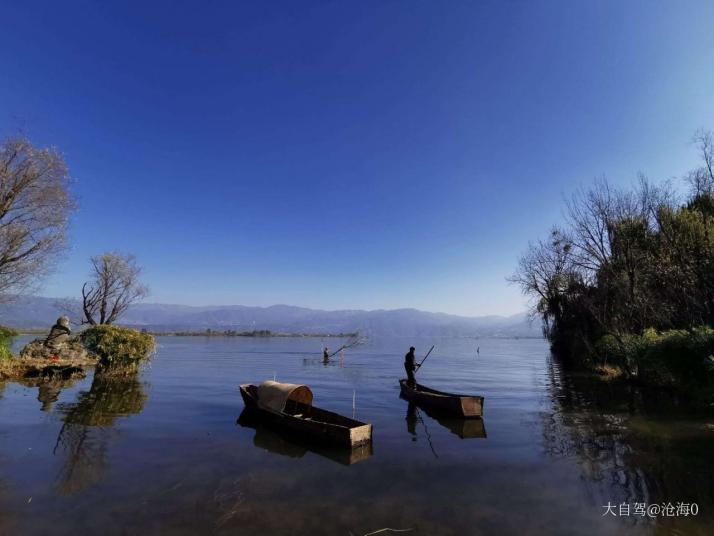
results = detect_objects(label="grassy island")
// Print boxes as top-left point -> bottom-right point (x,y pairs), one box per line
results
1,325 -> 155,381
78,325 -> 155,375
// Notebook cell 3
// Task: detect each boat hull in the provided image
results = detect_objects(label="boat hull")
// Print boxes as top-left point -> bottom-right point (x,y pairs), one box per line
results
237,408 -> 373,465
399,379 -> 484,418
239,384 -> 372,448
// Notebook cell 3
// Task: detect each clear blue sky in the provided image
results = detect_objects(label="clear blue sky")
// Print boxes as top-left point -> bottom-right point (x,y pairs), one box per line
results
1,1 -> 713,316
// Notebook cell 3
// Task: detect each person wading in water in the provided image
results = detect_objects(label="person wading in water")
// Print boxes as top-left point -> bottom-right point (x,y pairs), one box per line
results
404,346 -> 419,387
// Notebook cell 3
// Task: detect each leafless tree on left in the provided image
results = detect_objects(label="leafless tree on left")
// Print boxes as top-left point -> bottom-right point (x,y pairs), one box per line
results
0,137 -> 76,301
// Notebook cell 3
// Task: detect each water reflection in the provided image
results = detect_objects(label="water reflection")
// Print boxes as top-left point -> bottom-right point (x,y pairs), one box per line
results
34,372 -> 95,412
402,398 -> 487,442
1,373 -> 86,412
5,336 -> 714,534
301,357 -> 346,368
53,373 -> 148,495
237,408 -> 373,465
543,356 -> 714,533
405,401 -> 418,440
38,380 -> 70,412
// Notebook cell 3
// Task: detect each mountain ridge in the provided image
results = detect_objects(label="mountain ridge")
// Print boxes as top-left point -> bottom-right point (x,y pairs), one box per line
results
0,296 -> 541,338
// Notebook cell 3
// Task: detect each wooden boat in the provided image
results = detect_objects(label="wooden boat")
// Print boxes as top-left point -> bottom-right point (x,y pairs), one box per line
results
237,408 -> 373,465
239,380 -> 372,448
399,379 -> 484,418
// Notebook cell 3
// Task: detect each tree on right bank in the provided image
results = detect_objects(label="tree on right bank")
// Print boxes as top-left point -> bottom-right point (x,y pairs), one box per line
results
511,130 -> 714,396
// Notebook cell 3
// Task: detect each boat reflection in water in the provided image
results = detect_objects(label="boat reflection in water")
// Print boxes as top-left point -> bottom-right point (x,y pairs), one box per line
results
403,399 -> 487,440
237,408 -> 373,466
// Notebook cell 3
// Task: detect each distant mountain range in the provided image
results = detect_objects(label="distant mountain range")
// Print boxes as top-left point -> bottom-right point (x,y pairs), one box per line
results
0,296 -> 542,338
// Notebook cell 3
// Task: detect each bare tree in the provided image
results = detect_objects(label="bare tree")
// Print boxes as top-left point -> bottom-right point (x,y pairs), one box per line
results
81,252 -> 148,325
564,177 -> 668,274
0,137 -> 76,299
564,178 -> 617,278
508,228 -> 581,335
687,129 -> 714,197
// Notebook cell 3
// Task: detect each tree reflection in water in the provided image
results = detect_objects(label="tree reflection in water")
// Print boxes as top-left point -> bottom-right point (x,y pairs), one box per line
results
53,373 -> 147,495
542,355 -> 714,532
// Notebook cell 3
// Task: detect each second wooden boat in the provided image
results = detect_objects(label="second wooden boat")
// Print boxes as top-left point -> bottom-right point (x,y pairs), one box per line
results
237,408 -> 373,465
239,380 -> 372,448
399,379 -> 484,418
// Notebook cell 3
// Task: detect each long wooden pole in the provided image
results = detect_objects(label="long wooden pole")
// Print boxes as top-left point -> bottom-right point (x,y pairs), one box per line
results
328,337 -> 362,358
415,345 -> 435,373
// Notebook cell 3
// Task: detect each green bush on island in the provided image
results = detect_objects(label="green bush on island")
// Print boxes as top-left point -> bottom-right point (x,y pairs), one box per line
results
596,327 -> 714,385
79,325 -> 155,373
0,325 -> 18,361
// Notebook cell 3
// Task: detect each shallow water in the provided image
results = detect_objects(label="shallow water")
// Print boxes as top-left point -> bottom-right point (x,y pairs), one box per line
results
1,336 -> 713,535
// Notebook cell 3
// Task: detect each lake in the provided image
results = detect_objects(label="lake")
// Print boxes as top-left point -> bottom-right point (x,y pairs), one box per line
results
1,335 -> 713,535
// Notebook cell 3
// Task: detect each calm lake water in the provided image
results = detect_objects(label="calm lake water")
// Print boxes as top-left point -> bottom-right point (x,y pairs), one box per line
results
1,335 -> 713,535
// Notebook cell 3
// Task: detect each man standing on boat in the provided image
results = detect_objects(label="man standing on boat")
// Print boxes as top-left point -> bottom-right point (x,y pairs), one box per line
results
405,346 -> 418,387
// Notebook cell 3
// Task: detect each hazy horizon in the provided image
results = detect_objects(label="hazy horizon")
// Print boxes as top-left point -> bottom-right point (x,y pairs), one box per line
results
20,294 -> 529,320
1,295 -> 540,337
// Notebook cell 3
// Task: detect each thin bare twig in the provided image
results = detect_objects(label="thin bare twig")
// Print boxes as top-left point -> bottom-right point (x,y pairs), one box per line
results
362,528 -> 414,536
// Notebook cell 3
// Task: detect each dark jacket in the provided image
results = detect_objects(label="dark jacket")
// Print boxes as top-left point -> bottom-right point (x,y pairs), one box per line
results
404,350 -> 416,371
44,324 -> 71,350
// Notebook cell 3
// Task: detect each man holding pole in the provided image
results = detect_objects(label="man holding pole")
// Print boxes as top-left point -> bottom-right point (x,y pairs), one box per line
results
404,346 -> 418,387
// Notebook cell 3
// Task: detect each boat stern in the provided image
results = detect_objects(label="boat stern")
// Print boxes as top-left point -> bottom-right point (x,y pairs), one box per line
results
349,423 -> 373,446
460,396 -> 484,418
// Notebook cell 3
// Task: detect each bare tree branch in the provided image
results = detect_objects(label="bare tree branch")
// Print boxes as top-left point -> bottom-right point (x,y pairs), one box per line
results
80,252 -> 148,325
0,137 -> 76,300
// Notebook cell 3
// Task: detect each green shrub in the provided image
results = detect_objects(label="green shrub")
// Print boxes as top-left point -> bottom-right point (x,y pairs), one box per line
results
595,327 -> 714,385
0,325 -> 18,361
79,325 -> 155,373
0,326 -> 18,339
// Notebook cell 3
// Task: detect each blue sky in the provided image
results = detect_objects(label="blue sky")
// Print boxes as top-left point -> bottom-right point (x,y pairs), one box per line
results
1,1 -> 713,316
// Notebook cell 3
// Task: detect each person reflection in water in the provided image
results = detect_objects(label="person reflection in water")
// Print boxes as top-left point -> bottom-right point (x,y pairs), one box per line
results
405,346 -> 418,387
406,403 -> 418,441
38,382 -> 64,412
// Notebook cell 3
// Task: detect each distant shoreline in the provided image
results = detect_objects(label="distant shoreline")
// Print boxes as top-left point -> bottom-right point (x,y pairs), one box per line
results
15,329 -> 49,335
145,330 -> 359,338
13,328 -> 543,340
13,328 -> 358,338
